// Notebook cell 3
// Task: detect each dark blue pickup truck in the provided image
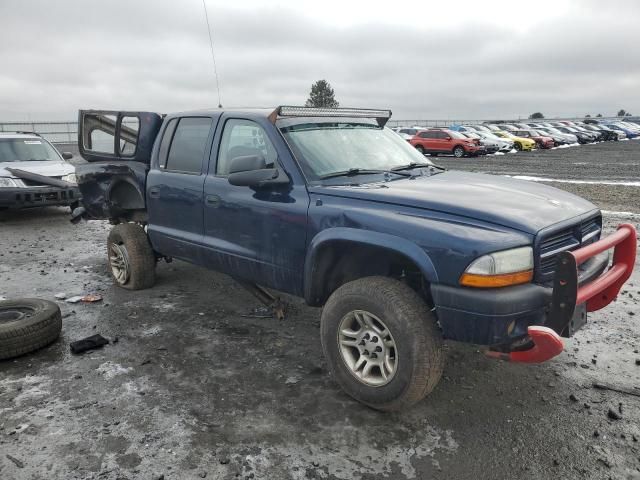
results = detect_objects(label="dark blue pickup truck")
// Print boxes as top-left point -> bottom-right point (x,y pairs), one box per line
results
73,107 -> 636,411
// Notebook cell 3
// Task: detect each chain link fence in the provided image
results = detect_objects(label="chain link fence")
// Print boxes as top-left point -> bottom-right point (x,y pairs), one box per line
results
1,116 -> 631,144
0,121 -> 77,144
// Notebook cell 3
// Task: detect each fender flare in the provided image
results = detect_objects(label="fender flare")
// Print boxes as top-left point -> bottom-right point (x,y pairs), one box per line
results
303,227 -> 439,305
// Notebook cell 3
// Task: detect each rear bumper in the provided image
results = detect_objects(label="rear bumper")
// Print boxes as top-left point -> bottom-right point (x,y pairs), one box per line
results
0,186 -> 80,209
433,224 -> 637,362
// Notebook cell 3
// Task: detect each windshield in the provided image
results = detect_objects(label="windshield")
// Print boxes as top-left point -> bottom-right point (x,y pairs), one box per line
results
280,123 -> 433,181
0,138 -> 61,163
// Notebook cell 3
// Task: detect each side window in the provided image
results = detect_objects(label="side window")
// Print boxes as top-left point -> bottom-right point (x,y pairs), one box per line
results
83,113 -> 117,154
165,117 -> 213,174
119,116 -> 139,156
418,132 -> 429,139
216,119 -> 277,176
157,119 -> 178,169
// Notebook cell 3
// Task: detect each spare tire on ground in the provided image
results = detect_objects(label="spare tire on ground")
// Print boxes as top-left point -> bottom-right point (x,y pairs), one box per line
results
0,299 -> 62,360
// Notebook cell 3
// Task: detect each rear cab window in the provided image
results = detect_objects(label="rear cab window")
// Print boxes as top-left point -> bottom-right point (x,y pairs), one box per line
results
159,117 -> 213,174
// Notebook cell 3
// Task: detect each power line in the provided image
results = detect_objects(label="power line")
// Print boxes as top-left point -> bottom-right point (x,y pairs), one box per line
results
201,0 -> 222,108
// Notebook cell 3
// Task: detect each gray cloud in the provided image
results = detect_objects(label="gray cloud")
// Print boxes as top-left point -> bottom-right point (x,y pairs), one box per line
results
0,0 -> 638,121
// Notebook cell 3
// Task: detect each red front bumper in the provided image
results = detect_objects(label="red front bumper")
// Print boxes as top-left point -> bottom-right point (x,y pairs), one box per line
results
491,223 -> 637,363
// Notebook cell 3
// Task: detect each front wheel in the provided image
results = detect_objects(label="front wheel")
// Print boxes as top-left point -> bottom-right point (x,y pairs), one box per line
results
415,144 -> 425,154
453,146 -> 465,158
321,277 -> 444,411
514,142 -> 523,151
107,223 -> 156,290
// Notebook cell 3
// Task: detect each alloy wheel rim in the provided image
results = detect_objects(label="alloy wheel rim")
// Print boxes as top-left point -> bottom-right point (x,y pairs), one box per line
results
109,243 -> 130,285
337,310 -> 397,387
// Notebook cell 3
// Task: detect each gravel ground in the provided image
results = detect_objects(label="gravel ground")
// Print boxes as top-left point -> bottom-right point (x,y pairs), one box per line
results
0,141 -> 639,480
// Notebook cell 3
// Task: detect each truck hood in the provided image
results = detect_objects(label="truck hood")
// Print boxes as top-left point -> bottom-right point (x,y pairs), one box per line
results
311,171 -> 598,234
0,160 -> 74,178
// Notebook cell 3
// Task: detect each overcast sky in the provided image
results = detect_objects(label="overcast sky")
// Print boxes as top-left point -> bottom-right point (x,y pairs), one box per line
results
0,0 -> 638,121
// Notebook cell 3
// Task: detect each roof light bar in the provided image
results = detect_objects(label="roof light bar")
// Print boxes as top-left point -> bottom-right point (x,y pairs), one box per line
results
273,106 -> 392,127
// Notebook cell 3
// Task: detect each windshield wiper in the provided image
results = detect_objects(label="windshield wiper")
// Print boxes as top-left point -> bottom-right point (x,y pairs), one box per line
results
391,162 -> 446,172
319,168 -> 412,180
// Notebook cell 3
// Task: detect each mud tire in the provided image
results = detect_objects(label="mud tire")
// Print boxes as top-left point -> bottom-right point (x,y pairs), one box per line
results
321,277 -> 444,411
107,223 -> 156,290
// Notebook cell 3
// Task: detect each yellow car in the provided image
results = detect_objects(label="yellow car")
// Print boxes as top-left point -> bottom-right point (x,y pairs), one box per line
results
493,131 -> 536,151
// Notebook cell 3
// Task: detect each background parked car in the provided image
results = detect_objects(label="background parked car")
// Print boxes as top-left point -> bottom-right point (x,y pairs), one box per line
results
475,131 -> 514,152
493,130 -> 536,151
0,132 -> 79,211
601,122 -> 639,138
461,132 -> 497,154
513,129 -> 555,148
592,124 -> 626,140
535,126 -> 579,144
410,129 -> 483,158
393,127 -> 420,141
581,124 -> 618,141
527,125 -> 568,145
552,125 -> 593,144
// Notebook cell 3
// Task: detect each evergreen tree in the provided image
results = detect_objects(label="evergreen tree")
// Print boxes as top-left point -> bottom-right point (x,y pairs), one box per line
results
305,80 -> 339,108
617,109 -> 627,117
529,112 -> 544,119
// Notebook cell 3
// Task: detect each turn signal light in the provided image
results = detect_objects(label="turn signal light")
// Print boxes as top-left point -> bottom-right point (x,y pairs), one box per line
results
459,270 -> 533,288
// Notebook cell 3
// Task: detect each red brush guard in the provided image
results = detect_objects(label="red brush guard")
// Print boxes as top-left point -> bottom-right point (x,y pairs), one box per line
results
490,223 -> 637,363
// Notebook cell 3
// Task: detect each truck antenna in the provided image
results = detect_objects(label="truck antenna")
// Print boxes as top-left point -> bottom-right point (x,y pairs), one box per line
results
201,0 -> 223,108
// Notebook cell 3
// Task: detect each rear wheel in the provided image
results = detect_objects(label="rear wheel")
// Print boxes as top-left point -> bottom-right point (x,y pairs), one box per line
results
107,223 -> 156,290
453,146 -> 465,158
321,277 -> 444,411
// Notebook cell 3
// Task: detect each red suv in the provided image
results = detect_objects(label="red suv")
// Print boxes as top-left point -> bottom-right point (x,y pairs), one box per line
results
410,129 -> 482,158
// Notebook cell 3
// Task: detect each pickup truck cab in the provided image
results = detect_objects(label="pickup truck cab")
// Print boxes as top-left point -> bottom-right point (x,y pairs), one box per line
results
74,107 -> 636,411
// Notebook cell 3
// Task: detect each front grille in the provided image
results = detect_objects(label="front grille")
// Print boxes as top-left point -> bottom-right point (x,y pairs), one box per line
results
535,213 -> 602,283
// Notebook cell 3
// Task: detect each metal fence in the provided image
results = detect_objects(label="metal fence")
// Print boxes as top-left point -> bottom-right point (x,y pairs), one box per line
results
0,116 -> 634,143
0,121 -> 77,144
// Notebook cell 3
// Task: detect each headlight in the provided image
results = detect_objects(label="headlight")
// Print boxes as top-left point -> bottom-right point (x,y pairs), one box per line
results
460,246 -> 533,288
0,177 -> 18,188
62,173 -> 77,184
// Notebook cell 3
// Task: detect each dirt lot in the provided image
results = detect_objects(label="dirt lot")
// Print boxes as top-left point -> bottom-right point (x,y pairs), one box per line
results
1,141 -> 639,480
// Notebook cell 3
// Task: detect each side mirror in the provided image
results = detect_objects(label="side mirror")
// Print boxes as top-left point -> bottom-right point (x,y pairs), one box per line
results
444,136 -> 452,141
62,152 -> 73,160
228,154 -> 266,174
227,154 -> 289,188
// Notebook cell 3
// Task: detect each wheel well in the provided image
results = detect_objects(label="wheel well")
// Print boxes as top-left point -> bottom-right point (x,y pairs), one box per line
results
109,181 -> 144,209
308,241 -> 431,307
108,181 -> 147,223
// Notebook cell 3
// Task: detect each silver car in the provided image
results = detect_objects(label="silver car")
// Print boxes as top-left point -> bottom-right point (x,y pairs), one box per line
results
0,132 -> 79,210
